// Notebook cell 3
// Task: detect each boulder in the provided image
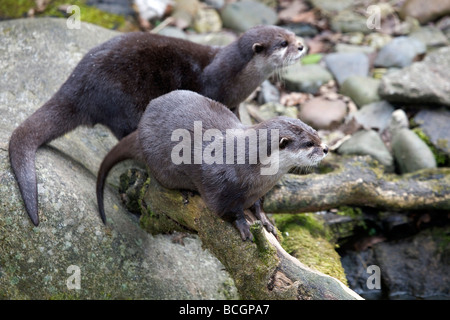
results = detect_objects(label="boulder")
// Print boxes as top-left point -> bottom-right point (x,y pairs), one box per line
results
379,46 -> 450,106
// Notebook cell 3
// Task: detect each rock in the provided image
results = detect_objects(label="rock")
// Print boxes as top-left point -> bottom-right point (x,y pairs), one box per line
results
350,101 -> 394,132
220,0 -> 278,32
365,32 -> 392,49
284,23 -> 319,37
373,226 -> 450,299
337,130 -> 394,171
409,26 -> 449,48
87,0 -> 135,16
134,0 -> 167,20
391,128 -> 437,173
203,0 -> 225,9
0,17 -> 238,300
414,108 -> 450,156
282,63 -> 333,94
386,109 -> 409,135
373,36 -> 426,68
330,10 -> 371,34
310,0 -> 354,13
257,102 -> 298,120
340,76 -> 381,107
172,0 -> 201,29
379,46 -> 450,106
187,31 -> 236,46
192,7 -> 222,33
156,26 -> 188,39
257,80 -> 280,104
299,97 -> 347,130
399,0 -> 450,24
334,43 -> 375,54
324,52 -> 369,85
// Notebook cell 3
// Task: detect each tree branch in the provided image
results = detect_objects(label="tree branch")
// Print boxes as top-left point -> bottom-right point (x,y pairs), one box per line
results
140,176 -> 362,300
263,155 -> 450,213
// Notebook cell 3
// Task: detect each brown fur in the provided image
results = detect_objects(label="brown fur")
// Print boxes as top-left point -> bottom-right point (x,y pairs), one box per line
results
9,26 -> 304,226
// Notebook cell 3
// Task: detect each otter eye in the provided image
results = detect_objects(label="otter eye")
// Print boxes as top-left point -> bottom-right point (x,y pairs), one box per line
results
279,137 -> 290,149
306,141 -> 315,148
281,41 -> 288,48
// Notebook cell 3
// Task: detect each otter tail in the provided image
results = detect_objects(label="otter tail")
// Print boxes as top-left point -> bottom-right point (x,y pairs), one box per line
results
96,131 -> 141,224
9,99 -> 81,226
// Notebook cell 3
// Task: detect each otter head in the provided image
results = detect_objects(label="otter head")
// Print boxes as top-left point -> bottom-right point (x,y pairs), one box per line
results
275,117 -> 328,170
244,26 -> 306,70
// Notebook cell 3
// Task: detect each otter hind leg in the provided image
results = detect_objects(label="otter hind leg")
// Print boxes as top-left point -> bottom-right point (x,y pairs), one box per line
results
250,198 -> 277,237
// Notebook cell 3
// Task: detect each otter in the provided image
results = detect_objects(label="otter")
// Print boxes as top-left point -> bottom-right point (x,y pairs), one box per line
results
97,90 -> 328,240
9,25 -> 305,226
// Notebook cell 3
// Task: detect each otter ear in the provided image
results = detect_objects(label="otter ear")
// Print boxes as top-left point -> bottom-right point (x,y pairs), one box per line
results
252,43 -> 264,54
279,137 -> 290,149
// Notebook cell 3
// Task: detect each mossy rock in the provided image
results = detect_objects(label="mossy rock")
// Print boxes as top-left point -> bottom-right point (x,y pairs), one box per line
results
273,213 -> 348,285
0,0 -> 129,31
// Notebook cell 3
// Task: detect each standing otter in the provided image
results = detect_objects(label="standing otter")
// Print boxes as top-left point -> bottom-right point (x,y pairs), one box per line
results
9,25 -> 305,226
97,90 -> 328,240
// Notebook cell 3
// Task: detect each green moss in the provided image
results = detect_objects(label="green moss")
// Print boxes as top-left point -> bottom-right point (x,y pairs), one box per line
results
273,213 -> 348,285
412,127 -> 449,167
1,0 -> 128,31
0,0 -> 35,19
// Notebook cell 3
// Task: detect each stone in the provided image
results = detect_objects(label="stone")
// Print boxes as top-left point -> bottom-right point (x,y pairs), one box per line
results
399,0 -> 450,24
87,0 -> 135,16
282,63 -> 333,94
310,0 -> 354,13
340,76 -> 381,108
330,10 -> 371,34
391,128 -> 437,173
373,36 -> 426,68
156,26 -> 188,39
257,102 -> 298,120
387,109 -> 409,135
337,130 -> 394,171
284,23 -> 319,37
299,97 -> 347,130
365,32 -> 392,49
373,226 -> 450,299
414,108 -> 450,156
409,26 -> 449,48
350,101 -> 394,132
220,0 -> 278,32
334,43 -> 375,54
187,31 -> 236,46
193,7 -> 222,33
379,46 -> 450,106
324,52 -> 369,85
257,80 -> 280,104
0,17 -> 238,300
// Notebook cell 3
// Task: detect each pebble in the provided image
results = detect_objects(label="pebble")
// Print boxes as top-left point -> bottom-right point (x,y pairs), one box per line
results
414,108 -> 450,156
299,97 -> 347,130
409,26 -> 449,48
193,8 -> 222,33
256,102 -> 298,121
324,52 -> 369,85
350,101 -> 394,132
334,43 -> 375,54
337,130 -> 394,171
220,0 -> 278,32
399,0 -> 450,24
374,36 -> 426,68
391,128 -> 437,173
330,10 -> 371,34
340,76 -> 380,108
257,80 -> 280,105
282,63 -> 333,94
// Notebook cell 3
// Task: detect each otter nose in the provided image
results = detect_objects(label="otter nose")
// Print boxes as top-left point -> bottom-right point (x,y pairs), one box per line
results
322,145 -> 328,154
298,44 -> 304,51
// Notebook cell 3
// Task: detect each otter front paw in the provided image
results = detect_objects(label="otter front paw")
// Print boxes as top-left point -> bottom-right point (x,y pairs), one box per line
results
234,217 -> 253,241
